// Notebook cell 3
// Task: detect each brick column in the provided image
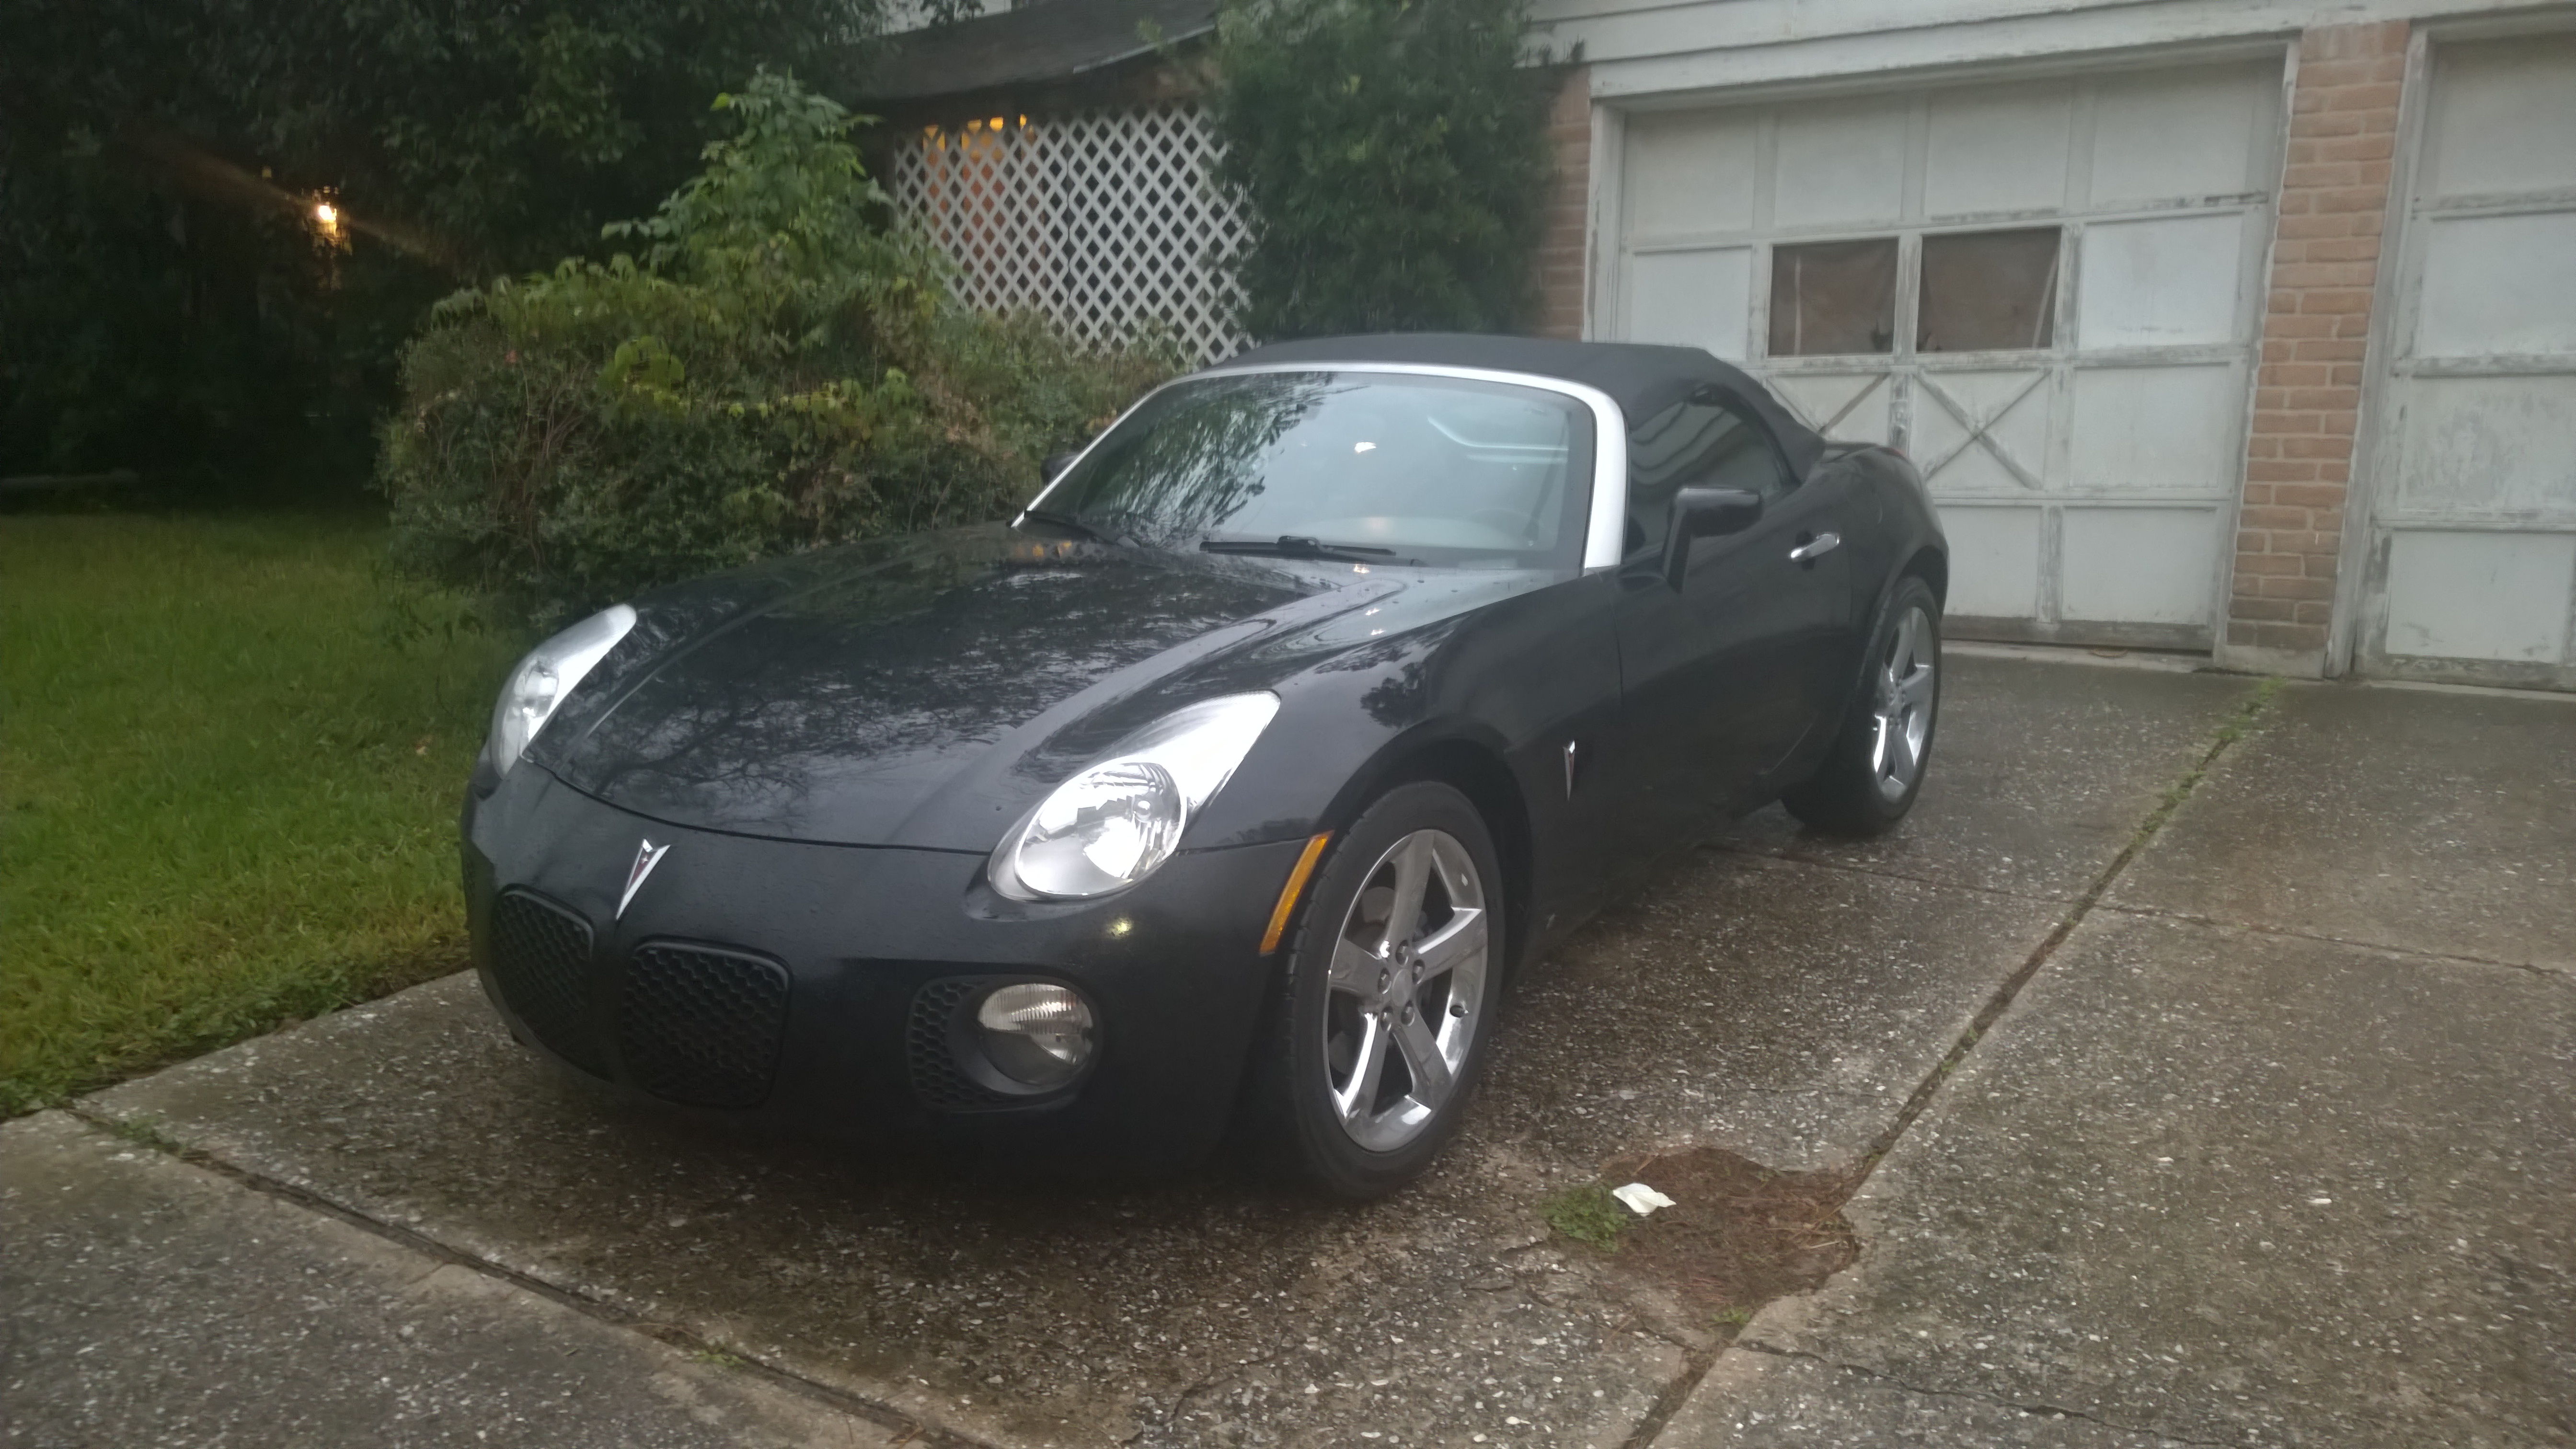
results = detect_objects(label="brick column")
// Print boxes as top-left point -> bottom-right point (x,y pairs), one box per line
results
1530,65 -> 1592,340
2221,20 -> 2409,675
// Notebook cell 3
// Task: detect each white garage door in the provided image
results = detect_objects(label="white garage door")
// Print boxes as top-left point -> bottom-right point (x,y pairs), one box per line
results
2356,34 -> 2576,690
1609,60 -> 2285,647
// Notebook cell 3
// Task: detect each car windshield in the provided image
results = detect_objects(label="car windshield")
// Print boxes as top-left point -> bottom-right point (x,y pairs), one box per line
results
1028,370 -> 1596,569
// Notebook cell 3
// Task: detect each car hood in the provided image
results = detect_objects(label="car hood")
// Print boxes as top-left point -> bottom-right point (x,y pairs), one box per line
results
536,524 -> 1446,850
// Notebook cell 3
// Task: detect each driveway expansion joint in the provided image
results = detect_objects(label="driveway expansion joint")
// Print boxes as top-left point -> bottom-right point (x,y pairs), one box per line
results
1730,1341 -> 2240,1448
1627,676 -> 2285,1449
2089,902 -> 2576,981
60,1103 -> 1000,1449
1844,677 -> 2282,1188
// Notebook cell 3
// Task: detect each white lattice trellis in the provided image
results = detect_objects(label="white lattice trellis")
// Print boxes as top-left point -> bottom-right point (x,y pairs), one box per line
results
890,104 -> 1252,363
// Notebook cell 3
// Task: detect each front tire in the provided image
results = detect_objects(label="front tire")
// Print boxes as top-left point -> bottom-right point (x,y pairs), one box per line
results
1251,781 -> 1504,1199
1782,576 -> 1941,837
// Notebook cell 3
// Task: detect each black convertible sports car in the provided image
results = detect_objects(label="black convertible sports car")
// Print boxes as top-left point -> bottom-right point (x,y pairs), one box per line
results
462,334 -> 1946,1196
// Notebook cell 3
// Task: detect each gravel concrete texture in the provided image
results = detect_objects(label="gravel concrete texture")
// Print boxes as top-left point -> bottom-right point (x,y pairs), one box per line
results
2109,681 -> 2576,971
57,655 -> 2267,1449
1690,911 -> 2576,1448
71,857 -> 2036,1449
1659,1349 -> 2186,1447
0,1110 -> 882,1449
1718,655 -> 2262,901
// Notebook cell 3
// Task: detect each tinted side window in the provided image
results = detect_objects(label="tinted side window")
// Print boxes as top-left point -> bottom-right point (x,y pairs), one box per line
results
1623,394 -> 1793,557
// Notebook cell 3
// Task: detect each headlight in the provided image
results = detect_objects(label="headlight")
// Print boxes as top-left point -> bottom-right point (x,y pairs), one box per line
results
484,604 -> 637,777
989,692 -> 1282,900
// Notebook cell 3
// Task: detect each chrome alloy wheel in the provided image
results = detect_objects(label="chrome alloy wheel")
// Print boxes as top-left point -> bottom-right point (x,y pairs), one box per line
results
1322,829 -> 1489,1152
1871,605 -> 1938,802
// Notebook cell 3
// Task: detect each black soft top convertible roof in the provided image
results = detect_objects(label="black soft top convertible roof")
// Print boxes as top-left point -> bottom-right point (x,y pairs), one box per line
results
1222,333 -> 1828,480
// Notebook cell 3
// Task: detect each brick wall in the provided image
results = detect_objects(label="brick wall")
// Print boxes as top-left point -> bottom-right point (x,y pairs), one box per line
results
1530,66 -> 1592,340
2225,20 -> 2409,666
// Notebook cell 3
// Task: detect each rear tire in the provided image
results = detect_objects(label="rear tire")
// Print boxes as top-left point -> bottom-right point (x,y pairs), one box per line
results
1782,576 -> 1941,838
1248,781 -> 1504,1200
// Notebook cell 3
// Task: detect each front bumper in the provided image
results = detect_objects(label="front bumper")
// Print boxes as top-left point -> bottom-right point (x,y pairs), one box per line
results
462,767 -> 1307,1170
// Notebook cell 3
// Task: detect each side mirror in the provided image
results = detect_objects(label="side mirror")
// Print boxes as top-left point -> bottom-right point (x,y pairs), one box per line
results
1663,486 -> 1763,588
1040,451 -> 1079,483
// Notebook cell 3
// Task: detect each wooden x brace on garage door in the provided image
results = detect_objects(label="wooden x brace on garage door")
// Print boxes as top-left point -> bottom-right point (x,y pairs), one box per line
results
1916,370 -> 2048,490
1770,372 -> 1890,442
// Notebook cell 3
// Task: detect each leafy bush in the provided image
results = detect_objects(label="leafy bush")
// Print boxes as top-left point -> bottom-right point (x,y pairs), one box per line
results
380,73 -> 1175,623
1209,0 -> 1558,340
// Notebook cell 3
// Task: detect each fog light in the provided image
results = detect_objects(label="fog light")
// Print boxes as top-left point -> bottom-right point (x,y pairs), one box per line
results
973,982 -> 1095,1089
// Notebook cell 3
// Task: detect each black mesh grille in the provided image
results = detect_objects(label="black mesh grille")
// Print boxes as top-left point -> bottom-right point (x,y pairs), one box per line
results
618,943 -> 791,1108
906,977 -> 1009,1110
488,890 -> 608,1078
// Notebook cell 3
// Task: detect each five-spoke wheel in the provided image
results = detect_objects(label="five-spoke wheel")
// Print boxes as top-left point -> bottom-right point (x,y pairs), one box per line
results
1253,781 -> 1504,1198
1783,575 -> 1943,836
1322,828 -> 1489,1152
1871,603 -> 1938,803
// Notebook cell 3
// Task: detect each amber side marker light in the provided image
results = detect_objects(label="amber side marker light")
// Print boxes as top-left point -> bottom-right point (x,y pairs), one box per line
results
1260,832 -> 1334,954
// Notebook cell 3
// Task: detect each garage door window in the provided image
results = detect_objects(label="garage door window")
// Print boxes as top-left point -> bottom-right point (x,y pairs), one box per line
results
1769,238 -> 1898,356
1918,227 -> 2061,352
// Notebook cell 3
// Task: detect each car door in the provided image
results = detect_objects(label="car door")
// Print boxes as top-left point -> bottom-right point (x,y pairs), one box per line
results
1606,388 -> 1855,857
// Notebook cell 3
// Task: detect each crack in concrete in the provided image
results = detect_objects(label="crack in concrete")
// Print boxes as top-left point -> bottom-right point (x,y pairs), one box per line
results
2089,903 -> 2574,982
1730,1340 -> 2243,1447
1616,676 -> 2285,1449
59,1105 -> 1001,1449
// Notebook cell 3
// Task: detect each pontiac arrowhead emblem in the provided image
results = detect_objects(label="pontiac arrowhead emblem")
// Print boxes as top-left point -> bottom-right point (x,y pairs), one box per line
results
617,838 -> 670,920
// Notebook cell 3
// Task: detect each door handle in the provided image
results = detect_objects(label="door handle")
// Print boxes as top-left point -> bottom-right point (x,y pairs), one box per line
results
1788,531 -> 1842,564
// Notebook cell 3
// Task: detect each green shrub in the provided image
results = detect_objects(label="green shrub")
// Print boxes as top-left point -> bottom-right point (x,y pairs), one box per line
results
379,72 -> 1176,623
1209,0 -> 1558,339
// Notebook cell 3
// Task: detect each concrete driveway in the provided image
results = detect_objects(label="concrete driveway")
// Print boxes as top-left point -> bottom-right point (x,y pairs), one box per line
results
6,653 -> 2570,1448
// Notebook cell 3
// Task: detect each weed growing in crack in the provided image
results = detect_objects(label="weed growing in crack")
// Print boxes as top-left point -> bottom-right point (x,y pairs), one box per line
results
1542,1183 -> 1631,1251
691,1347 -> 747,1369
101,1115 -> 182,1154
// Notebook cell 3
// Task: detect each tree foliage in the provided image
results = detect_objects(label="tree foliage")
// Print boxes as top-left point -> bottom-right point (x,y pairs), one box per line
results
379,74 -> 1174,624
1208,0 -> 1558,341
0,0 -> 904,484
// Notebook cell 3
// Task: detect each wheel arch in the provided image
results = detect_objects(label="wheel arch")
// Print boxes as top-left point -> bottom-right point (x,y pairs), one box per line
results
1901,543 -> 1948,610
1326,733 -> 1537,980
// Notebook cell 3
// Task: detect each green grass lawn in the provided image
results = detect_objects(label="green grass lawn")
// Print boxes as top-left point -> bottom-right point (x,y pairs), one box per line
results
1,512 -> 524,1115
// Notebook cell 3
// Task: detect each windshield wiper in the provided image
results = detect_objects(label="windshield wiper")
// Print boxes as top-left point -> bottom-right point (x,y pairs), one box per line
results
1016,507 -> 1112,544
1200,535 -> 1400,564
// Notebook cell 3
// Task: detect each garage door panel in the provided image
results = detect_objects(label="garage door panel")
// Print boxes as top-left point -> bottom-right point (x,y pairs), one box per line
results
2059,508 -> 2219,625
2077,214 -> 2245,349
1771,98 -> 1908,231
1925,83 -> 2072,218
1915,369 -> 2050,492
1625,110 -> 1760,239
2425,38 -> 2576,199
2382,531 -> 2576,663
2414,213 -> 2576,358
1613,60 -> 2275,647
2361,34 -> 2576,689
1625,248 -> 1751,357
1937,506 -> 2044,619
2069,364 -> 2243,492
1769,373 -> 1893,445
2089,62 -> 2274,207
2395,376 -> 2576,517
